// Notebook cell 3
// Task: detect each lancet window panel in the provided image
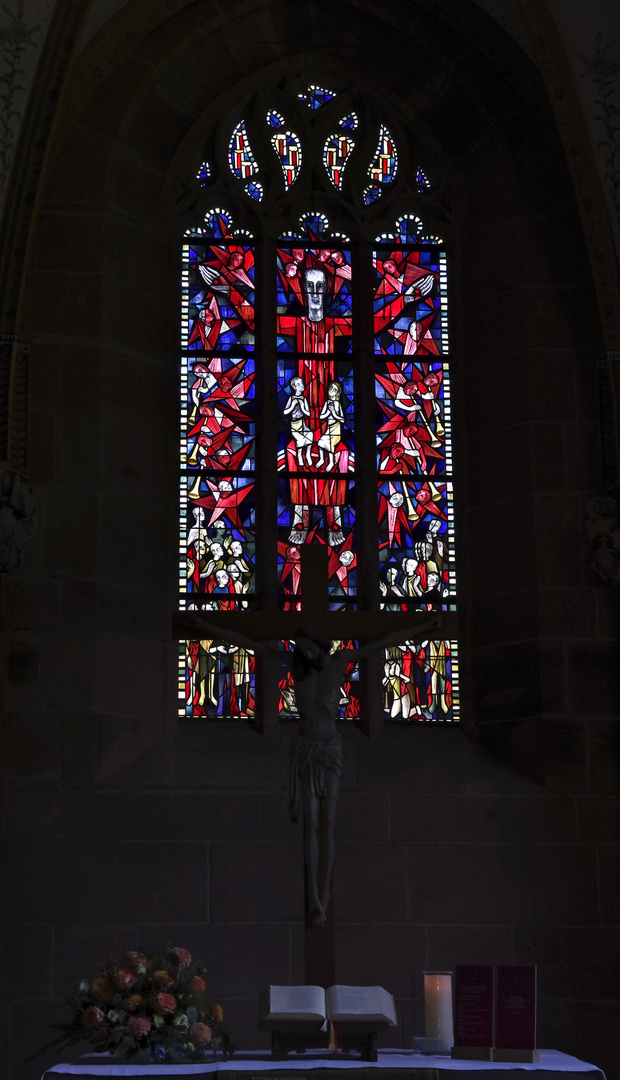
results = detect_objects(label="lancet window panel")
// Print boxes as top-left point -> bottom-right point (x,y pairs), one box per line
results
276,244 -> 352,354
378,479 -> 455,612
180,475 -> 256,611
383,640 -> 459,722
373,247 -> 447,357
181,355 -> 256,475
278,640 -> 360,719
182,234 -> 255,353
180,639 -> 256,719
375,360 -> 451,477
277,477 -> 356,608
277,359 -> 355,474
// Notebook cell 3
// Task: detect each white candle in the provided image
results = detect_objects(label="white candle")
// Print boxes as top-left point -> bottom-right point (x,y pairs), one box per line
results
424,972 -> 453,1040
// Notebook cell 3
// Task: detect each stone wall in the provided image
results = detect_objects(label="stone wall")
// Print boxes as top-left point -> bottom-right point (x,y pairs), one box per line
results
1,3 -> 619,1080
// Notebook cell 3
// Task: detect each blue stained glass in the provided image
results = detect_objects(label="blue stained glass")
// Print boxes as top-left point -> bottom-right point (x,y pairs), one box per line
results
197,161 -> 211,185
202,209 -> 233,238
417,168 -> 430,192
245,181 -> 264,202
339,112 -> 358,130
397,215 -> 423,243
363,184 -> 382,205
323,133 -> 355,189
267,109 -> 285,128
297,85 -> 336,109
298,212 -> 330,239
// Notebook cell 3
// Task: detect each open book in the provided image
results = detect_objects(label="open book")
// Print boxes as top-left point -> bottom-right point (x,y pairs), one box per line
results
260,985 -> 397,1026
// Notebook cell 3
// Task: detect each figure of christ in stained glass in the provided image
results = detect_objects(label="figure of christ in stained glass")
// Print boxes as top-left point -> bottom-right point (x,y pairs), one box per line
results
182,356 -> 255,473
181,475 -> 254,609
180,638 -> 255,719
277,243 -> 352,354
378,479 -> 454,611
278,639 -> 360,720
277,477 -> 355,557
183,236 -> 255,352
375,360 -> 449,476
383,639 -> 458,722
373,247 -> 445,356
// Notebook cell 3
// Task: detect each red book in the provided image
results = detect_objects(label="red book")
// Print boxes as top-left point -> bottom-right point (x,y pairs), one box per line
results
453,966 -> 494,1047
495,966 -> 537,1049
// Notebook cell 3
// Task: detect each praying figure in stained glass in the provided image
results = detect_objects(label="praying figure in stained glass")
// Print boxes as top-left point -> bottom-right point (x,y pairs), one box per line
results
316,381 -> 345,471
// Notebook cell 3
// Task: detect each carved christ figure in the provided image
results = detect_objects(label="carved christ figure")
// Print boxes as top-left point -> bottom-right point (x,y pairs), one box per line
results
182,614 -> 438,927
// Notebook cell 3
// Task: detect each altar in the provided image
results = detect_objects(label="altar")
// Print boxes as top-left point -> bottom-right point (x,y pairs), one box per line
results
41,1049 -> 606,1080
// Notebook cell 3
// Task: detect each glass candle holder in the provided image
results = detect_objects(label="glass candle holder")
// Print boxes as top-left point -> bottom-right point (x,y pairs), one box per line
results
413,970 -> 454,1054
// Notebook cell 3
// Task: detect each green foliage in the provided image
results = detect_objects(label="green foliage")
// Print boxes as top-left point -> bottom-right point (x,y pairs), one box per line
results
38,946 -> 235,1064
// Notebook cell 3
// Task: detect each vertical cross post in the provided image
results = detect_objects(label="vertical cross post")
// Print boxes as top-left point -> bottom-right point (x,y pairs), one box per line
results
300,544 -> 336,987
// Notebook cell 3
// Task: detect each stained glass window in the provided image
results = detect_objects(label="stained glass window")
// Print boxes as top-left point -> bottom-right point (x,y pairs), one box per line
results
298,85 -> 337,109
228,121 -> 259,180
179,86 -> 458,724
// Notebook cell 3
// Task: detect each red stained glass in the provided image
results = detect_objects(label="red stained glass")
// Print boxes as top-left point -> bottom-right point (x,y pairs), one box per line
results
373,247 -> 443,356
277,245 -> 352,354
375,361 -> 449,476
183,236 -> 255,352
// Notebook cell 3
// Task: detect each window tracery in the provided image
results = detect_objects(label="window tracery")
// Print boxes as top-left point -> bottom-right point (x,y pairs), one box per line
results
179,81 -> 459,724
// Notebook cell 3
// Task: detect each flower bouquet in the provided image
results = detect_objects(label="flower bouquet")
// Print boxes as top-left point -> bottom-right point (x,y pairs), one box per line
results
48,946 -> 234,1063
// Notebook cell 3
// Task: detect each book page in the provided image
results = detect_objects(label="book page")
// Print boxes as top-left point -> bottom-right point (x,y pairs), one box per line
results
265,985 -> 326,1022
326,985 -> 397,1025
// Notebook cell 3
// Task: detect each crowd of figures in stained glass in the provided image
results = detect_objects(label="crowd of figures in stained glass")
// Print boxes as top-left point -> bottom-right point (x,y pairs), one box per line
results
179,92 -> 458,723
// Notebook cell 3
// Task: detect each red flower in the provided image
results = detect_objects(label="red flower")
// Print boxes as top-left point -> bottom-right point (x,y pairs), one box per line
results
154,992 -> 177,1013
114,969 -> 135,991
127,1016 -> 151,1039
190,1022 -> 212,1045
170,947 -> 191,968
81,1005 -> 105,1029
189,975 -> 206,994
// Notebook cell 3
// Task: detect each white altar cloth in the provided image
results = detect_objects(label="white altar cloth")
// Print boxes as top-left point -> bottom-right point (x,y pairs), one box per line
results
42,1049 -> 605,1079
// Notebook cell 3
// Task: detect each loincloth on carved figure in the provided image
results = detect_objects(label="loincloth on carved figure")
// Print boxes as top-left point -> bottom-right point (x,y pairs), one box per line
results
289,733 -> 342,822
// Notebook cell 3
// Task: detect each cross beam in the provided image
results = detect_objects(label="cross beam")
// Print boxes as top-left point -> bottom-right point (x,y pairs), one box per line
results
174,545 -> 455,736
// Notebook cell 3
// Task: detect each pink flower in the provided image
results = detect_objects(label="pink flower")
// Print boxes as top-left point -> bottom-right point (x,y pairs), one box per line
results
81,1005 -> 105,1029
170,947 -> 191,968
127,1016 -> 151,1039
189,975 -> 206,994
190,1021 -> 212,1045
154,992 -> 177,1013
114,969 -> 135,991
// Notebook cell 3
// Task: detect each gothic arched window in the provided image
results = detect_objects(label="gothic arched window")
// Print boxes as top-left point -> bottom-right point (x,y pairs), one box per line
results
178,81 -> 459,728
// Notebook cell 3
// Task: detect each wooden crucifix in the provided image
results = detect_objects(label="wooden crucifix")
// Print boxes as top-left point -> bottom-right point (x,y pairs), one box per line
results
174,545 -> 450,982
